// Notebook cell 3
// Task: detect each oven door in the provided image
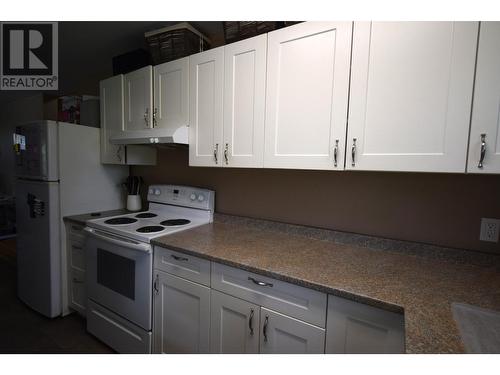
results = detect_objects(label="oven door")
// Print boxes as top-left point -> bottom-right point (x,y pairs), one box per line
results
84,227 -> 152,331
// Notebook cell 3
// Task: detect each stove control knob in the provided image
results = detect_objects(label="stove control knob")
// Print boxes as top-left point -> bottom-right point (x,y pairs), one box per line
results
154,189 -> 161,196
189,193 -> 197,201
197,194 -> 205,202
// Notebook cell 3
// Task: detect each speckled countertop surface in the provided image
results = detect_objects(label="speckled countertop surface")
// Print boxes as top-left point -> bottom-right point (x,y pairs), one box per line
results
63,209 -> 128,226
151,219 -> 500,354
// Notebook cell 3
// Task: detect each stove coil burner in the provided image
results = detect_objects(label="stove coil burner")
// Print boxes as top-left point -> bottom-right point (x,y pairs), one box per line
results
135,212 -> 158,218
104,217 -> 138,225
136,226 -> 165,233
160,219 -> 191,226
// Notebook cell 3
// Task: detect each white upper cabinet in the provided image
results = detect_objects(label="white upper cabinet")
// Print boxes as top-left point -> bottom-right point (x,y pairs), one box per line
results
100,75 -> 125,164
189,47 -> 224,166
467,22 -> 500,174
347,22 -> 478,173
153,57 -> 189,130
124,65 -> 153,131
223,34 -> 267,168
264,22 -> 353,170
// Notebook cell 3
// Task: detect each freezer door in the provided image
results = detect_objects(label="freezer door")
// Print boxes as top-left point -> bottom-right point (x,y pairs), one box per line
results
14,121 -> 59,181
15,179 -> 61,317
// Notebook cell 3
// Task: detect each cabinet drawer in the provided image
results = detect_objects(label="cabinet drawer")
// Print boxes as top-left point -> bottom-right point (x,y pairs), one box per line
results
154,246 -> 211,286
68,223 -> 85,243
211,263 -> 327,327
69,241 -> 85,271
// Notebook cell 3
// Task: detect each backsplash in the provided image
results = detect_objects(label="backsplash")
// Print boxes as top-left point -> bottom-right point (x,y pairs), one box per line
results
132,146 -> 500,254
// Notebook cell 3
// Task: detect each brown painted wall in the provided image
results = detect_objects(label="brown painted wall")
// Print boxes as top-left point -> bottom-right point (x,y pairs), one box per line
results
133,146 -> 500,254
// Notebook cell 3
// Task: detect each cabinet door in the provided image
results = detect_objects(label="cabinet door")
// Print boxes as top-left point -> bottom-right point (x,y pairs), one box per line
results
347,22 -> 478,172
325,295 -> 405,354
99,75 -> 125,164
264,22 -> 352,170
210,290 -> 260,353
223,34 -> 267,168
69,268 -> 86,315
153,57 -> 189,130
189,47 -> 224,167
467,22 -> 500,173
259,308 -> 325,354
153,271 -> 210,354
124,65 -> 153,131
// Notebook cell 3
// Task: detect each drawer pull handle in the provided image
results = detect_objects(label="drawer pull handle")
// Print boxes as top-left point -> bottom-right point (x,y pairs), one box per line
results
263,315 -> 269,342
478,133 -> 486,168
249,309 -> 254,335
72,278 -> 84,284
171,254 -> 189,262
333,139 -> 339,167
248,277 -> 273,288
154,274 -> 159,295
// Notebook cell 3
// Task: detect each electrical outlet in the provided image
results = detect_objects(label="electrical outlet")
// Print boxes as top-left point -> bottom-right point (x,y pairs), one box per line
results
479,218 -> 500,243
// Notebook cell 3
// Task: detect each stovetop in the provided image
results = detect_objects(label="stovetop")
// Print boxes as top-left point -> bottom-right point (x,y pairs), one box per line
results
86,203 -> 213,243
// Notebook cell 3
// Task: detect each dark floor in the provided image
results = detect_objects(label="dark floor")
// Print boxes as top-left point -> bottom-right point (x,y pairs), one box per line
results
0,239 -> 114,353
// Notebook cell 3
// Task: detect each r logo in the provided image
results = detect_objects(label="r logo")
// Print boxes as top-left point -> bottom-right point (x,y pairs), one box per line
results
1,22 -> 58,90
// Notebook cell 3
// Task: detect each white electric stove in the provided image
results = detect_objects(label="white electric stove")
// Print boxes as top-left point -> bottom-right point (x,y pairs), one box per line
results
83,185 -> 215,354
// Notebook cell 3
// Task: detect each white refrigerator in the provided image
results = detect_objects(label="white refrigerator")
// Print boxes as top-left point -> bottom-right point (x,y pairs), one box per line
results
14,120 -> 128,318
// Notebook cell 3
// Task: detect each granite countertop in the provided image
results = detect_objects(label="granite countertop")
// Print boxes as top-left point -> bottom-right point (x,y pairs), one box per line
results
63,209 -> 129,226
151,218 -> 500,354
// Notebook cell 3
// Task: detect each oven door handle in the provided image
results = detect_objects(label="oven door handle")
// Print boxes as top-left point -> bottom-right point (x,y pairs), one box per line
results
83,227 -> 152,253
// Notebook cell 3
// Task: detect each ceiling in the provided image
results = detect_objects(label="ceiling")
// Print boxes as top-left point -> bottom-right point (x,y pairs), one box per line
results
0,21 -> 225,105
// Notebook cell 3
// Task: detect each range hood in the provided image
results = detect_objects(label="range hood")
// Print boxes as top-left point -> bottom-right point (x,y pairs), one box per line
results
109,125 -> 188,145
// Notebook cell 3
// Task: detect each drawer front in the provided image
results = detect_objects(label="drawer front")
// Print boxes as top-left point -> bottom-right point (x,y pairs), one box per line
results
87,300 -> 152,354
70,241 -> 85,271
69,223 -> 85,236
211,263 -> 327,327
154,246 -> 211,286
68,223 -> 85,243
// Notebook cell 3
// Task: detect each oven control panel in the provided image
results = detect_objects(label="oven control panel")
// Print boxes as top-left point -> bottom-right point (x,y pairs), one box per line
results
147,185 -> 215,212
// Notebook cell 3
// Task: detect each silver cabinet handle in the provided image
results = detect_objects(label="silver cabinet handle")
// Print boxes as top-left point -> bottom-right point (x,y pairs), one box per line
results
153,274 -> 159,295
171,254 -> 188,262
152,108 -> 158,128
263,315 -> 269,342
248,277 -> 273,287
351,138 -> 357,167
478,133 -> 486,169
72,278 -> 84,284
333,139 -> 339,167
224,143 -> 229,165
213,143 -> 219,164
116,145 -> 123,163
144,108 -> 149,127
249,309 -> 254,336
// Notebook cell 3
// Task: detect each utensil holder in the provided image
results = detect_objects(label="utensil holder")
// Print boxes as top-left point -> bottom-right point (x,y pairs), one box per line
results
127,195 -> 141,212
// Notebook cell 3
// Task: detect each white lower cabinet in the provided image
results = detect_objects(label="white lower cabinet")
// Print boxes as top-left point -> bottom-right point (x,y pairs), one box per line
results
259,308 -> 325,354
152,246 -> 406,354
210,290 -> 260,353
153,270 -> 210,353
66,222 -> 86,316
325,295 -> 405,354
